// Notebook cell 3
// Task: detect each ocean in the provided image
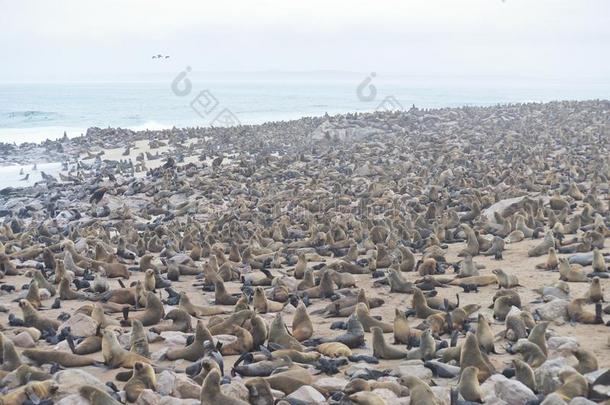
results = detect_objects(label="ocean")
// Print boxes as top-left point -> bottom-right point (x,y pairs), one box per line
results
1,72 -> 609,144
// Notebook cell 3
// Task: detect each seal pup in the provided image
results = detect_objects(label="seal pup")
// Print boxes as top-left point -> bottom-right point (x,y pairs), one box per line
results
535,247 -> 559,270
492,268 -> 520,288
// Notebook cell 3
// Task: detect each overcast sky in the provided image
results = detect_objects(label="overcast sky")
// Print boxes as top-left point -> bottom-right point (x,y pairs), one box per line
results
1,0 -> 608,82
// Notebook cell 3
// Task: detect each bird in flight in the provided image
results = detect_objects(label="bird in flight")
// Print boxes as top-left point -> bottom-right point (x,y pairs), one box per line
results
152,54 -> 170,59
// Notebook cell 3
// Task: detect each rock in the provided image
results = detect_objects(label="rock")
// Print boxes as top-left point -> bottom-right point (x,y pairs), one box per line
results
271,388 -> 285,399
430,386 -> 451,404
40,288 -> 51,299
286,386 -> 325,403
480,397 -> 509,405
372,388 -> 403,403
55,394 -> 88,405
60,313 -> 99,337
345,363 -> 371,377
535,358 -> 576,394
220,379 -> 249,401
541,393 -> 568,405
136,389 -> 199,405
282,303 -> 296,314
160,331 -> 188,345
118,332 -> 131,346
493,375 -> 537,404
215,334 -> 237,346
392,360 -> 433,381
548,336 -> 579,352
152,347 -> 170,362
569,397 -> 597,405
156,370 -> 200,399
315,377 -> 348,392
584,368 -> 608,384
135,389 -> 162,405
156,371 -> 176,396
53,369 -> 107,397
506,306 -> 522,319
591,384 -> 610,399
535,300 -> 568,322
172,376 -> 201,399
11,331 -> 36,347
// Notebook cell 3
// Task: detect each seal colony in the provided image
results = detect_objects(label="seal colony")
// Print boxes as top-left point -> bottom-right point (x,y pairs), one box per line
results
0,99 -> 609,404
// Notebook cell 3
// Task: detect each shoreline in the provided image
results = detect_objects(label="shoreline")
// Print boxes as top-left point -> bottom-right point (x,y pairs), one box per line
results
0,98 -> 608,403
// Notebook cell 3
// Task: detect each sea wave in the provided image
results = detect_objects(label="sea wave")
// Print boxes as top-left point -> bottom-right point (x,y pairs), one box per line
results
0,126 -> 85,144
3,110 -> 61,121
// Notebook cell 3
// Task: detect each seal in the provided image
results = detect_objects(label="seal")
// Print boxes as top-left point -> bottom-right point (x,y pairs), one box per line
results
399,375 -> 444,404
252,286 -> 284,313
291,300 -> 313,341
512,358 -> 536,392
492,268 -> 520,288
244,377 -> 275,405
200,368 -> 249,404
528,321 -> 549,356
372,326 -> 407,359
459,333 -> 495,381
79,385 -> 122,405
0,380 -> 58,405
179,292 -> 229,317
102,329 -> 152,368
0,333 -> 22,372
150,308 -> 193,333
567,298 -> 603,324
355,302 -> 393,332
458,366 -> 483,402
124,361 -> 156,402
22,348 -> 99,367
130,319 -> 150,358
166,320 -> 213,361
268,312 -> 303,351
508,340 -> 546,367
121,291 -> 164,326
19,299 -> 59,332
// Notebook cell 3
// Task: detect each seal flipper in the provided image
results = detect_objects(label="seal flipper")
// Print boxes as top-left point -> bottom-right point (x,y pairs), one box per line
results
210,350 -> 225,376
65,334 -> 77,354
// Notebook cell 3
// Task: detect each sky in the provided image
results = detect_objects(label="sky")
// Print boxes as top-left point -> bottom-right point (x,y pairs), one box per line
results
1,0 -> 609,82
